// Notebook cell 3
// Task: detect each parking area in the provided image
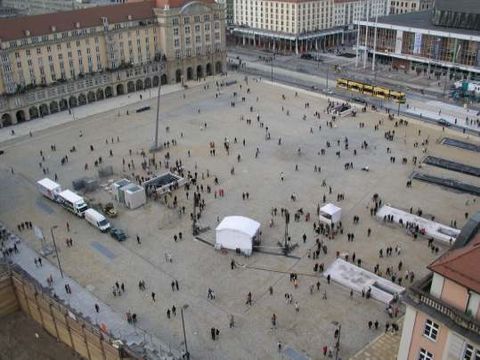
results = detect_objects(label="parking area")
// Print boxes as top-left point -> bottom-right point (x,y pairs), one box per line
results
0,73 -> 479,360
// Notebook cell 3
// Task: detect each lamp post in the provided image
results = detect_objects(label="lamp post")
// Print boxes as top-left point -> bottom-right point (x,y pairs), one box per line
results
50,225 -> 63,278
331,321 -> 341,360
180,304 -> 190,359
152,56 -> 164,152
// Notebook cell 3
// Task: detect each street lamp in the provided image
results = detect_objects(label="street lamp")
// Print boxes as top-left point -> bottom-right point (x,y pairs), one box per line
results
331,321 -> 341,360
50,225 -> 64,278
180,304 -> 190,359
152,56 -> 164,152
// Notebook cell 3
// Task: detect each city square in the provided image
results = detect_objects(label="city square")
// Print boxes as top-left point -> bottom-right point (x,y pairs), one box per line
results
0,74 -> 479,359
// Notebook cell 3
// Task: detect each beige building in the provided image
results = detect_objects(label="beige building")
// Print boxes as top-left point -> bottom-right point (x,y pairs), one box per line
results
389,0 -> 433,15
0,0 -> 226,125
232,0 -> 388,53
1,0 -> 125,15
398,214 -> 480,360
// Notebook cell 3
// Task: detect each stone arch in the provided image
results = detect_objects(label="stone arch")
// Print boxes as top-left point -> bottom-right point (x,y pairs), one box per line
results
136,79 -> 143,91
215,61 -> 223,74
1,113 -> 12,127
78,93 -> 87,106
153,75 -> 159,87
59,99 -> 68,111
49,101 -> 59,114
144,77 -> 152,89
87,91 -> 96,103
116,83 -> 125,96
105,86 -> 113,98
96,88 -> 105,101
175,69 -> 182,83
187,67 -> 193,80
69,96 -> 78,108
161,74 -> 167,85
196,65 -> 203,79
127,81 -> 135,93
29,106 -> 39,119
16,110 -> 26,123
39,104 -> 49,117
206,63 -> 212,76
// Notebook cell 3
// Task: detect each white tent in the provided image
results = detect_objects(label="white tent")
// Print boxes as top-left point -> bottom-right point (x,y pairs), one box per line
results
215,216 -> 260,256
319,203 -> 342,225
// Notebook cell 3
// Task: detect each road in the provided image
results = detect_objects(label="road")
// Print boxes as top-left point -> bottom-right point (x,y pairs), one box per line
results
228,49 -> 480,136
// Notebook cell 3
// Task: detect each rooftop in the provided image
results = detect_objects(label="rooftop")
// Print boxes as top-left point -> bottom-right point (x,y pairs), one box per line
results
428,233 -> 480,294
435,0 -> 480,15
370,10 -> 480,37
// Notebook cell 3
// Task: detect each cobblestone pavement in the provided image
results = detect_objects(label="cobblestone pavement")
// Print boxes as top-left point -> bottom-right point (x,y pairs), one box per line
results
0,73 -> 478,360
350,319 -> 403,360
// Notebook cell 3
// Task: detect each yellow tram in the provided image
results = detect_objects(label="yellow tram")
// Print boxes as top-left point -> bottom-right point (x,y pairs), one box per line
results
336,78 -> 406,103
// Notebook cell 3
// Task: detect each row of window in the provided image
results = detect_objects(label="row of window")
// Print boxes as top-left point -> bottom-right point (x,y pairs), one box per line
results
172,13 -> 220,26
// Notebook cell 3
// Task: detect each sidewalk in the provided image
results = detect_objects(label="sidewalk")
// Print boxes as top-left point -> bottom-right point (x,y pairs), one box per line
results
349,320 -> 403,360
0,223 -> 181,360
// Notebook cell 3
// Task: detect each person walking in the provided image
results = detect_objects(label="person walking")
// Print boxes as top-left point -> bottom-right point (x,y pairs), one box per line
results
151,292 -> 156,302
95,304 -> 100,313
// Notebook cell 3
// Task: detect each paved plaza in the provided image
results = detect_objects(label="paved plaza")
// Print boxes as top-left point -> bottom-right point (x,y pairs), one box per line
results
0,73 -> 479,360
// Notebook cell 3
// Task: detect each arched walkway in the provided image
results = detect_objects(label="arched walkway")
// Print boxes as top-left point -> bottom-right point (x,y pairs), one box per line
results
87,91 -> 96,103
175,69 -> 182,83
16,110 -> 26,123
116,83 -> 125,96
96,88 -> 104,101
127,81 -> 135,93
59,99 -> 68,111
136,79 -> 143,91
196,65 -> 203,79
78,94 -> 87,106
39,104 -> 49,117
153,76 -> 159,87
50,101 -> 59,114
105,86 -> 113,98
29,106 -> 39,119
215,61 -> 223,74
144,78 -> 152,89
161,74 -> 167,85
187,67 -> 193,80
69,96 -> 77,108
206,63 -> 212,76
1,113 -> 12,127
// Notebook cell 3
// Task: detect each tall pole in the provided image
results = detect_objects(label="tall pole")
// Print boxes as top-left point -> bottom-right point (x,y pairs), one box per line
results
153,58 -> 163,151
371,14 -> 378,72
363,0 -> 370,69
355,20 -> 361,68
50,225 -> 64,278
181,306 -> 189,359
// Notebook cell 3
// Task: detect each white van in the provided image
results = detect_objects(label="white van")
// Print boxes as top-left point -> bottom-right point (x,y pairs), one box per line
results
84,208 -> 111,232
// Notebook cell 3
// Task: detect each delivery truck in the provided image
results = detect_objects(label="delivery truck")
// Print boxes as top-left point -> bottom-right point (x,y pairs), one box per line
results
37,178 -> 62,201
84,208 -> 111,232
57,190 -> 88,217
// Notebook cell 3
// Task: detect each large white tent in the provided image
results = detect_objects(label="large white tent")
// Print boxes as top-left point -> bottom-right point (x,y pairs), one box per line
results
319,203 -> 342,225
215,216 -> 260,256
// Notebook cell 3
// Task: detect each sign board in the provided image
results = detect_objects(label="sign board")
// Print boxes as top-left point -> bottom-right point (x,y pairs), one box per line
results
413,33 -> 422,55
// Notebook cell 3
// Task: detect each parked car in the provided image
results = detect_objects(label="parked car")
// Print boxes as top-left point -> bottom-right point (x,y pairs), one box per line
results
437,119 -> 451,127
350,97 -> 367,104
300,53 -> 314,60
110,227 -> 127,241
136,106 -> 151,113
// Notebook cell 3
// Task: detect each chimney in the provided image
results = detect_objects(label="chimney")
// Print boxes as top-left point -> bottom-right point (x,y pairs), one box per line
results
24,30 -> 31,36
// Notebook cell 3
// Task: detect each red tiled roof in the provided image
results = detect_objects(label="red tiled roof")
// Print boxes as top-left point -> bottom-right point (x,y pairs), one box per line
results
0,0 -> 215,42
428,234 -> 480,294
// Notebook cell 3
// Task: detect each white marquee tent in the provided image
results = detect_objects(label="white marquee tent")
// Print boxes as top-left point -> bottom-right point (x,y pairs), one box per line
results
215,216 -> 260,256
319,203 -> 342,225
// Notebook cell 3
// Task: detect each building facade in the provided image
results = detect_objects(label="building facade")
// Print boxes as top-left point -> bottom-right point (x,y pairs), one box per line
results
1,0 -> 126,16
0,0 -> 226,126
388,0 -> 433,15
231,0 -> 388,53
398,232 -> 480,360
355,8 -> 480,79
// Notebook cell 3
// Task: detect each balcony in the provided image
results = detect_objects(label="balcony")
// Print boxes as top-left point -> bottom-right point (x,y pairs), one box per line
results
406,274 -> 480,340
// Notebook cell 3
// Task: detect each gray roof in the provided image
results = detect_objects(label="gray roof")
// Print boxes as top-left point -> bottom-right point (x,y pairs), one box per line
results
435,0 -> 480,15
374,10 -> 480,37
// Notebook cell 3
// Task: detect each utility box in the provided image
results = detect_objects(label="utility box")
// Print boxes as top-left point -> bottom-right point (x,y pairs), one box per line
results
123,184 -> 147,210
111,179 -> 131,203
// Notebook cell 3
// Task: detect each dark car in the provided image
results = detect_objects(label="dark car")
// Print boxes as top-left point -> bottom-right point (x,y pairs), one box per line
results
437,119 -> 451,127
300,53 -> 314,60
110,227 -> 127,241
350,97 -> 367,104
136,106 -> 151,113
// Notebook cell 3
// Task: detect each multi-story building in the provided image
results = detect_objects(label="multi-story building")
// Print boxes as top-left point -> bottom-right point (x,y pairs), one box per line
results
388,0 -> 433,15
0,0 -> 226,126
1,0 -> 126,16
355,0 -> 480,79
398,213 -> 480,360
231,0 -> 388,54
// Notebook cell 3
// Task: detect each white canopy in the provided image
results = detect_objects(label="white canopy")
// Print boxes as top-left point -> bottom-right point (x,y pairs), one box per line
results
319,203 -> 342,224
215,216 -> 260,256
